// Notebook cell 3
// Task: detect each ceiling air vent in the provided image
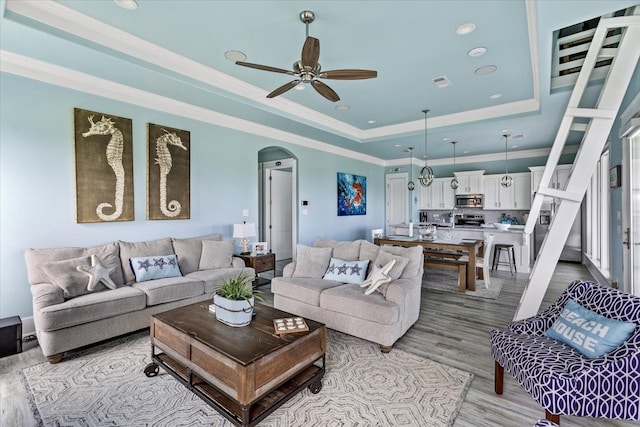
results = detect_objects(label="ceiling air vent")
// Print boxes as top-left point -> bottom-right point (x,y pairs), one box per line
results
432,76 -> 451,88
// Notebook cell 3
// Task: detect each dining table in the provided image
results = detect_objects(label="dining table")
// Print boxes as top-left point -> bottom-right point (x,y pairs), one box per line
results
374,235 -> 485,291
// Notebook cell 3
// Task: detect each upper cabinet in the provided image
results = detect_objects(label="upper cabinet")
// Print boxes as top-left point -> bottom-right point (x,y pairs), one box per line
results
529,165 -> 571,194
453,170 -> 485,195
483,172 -> 531,210
419,177 -> 455,210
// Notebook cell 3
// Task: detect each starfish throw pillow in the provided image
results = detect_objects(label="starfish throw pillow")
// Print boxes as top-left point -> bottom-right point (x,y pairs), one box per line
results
359,258 -> 396,296
77,254 -> 117,292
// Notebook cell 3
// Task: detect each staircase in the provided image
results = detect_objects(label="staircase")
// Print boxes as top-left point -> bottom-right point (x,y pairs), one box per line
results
514,7 -> 640,321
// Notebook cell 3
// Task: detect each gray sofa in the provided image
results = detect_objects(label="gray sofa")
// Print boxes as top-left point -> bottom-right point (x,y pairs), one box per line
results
272,238 -> 423,352
24,233 -> 255,363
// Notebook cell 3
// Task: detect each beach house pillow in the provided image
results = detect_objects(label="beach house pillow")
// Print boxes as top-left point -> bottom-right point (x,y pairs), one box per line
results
130,254 -> 182,283
545,299 -> 636,358
373,250 -> 409,281
41,256 -> 93,298
323,257 -> 369,284
199,240 -> 234,270
118,238 -> 174,284
292,244 -> 332,278
172,233 -> 222,274
359,259 -> 396,295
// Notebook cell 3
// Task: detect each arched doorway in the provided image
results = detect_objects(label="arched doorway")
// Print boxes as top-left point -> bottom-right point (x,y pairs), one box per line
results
258,147 -> 298,261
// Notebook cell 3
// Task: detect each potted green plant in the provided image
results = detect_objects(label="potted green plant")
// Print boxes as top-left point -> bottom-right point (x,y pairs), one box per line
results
213,274 -> 263,327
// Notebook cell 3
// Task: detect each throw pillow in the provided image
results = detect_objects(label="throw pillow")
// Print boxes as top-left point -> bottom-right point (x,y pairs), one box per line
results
359,259 -> 396,295
118,238 -> 174,284
292,244 -> 332,278
199,240 -> 234,270
130,254 -> 182,283
41,256 -> 93,299
77,254 -> 118,291
172,234 -> 223,275
373,251 -> 409,281
323,258 -> 369,284
545,299 -> 636,358
313,237 -> 361,261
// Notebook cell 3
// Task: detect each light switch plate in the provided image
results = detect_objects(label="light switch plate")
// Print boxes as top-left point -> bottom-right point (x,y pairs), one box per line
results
242,209 -> 249,217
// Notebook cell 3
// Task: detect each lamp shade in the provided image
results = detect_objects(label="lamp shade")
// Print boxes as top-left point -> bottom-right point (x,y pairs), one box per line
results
233,223 -> 256,239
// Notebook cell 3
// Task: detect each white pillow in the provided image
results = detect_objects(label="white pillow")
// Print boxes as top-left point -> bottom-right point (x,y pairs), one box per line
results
360,259 -> 396,295
199,240 -> 234,270
323,258 -> 369,284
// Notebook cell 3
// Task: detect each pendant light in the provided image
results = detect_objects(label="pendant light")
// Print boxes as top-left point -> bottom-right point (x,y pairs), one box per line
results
501,133 -> 513,187
406,147 -> 415,191
450,141 -> 459,189
418,109 -> 435,187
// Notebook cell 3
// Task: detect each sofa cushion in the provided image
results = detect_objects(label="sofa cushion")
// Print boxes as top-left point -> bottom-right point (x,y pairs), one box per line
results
132,276 -> 204,306
271,277 -> 343,306
358,240 -> 380,275
320,284 -> 400,325
118,238 -> 174,284
187,267 -> 256,294
172,233 -> 222,275
36,286 -> 146,332
314,237 -> 361,261
85,242 -> 125,286
545,299 -> 636,358
323,258 -> 369,284
199,240 -> 234,269
40,256 -> 93,299
373,251 -> 409,281
379,245 -> 423,279
292,245 -> 332,278
130,254 -> 182,283
25,247 -> 86,285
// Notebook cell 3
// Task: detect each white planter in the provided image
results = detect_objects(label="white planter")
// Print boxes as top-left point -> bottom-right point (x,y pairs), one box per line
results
213,294 -> 254,327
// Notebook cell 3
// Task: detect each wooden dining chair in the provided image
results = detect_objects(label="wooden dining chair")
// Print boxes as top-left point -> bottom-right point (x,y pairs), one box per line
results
458,233 -> 494,289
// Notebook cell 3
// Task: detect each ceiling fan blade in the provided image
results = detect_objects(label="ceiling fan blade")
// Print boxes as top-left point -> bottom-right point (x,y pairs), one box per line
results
311,80 -> 340,102
266,80 -> 301,98
236,61 -> 293,75
319,69 -> 378,80
301,36 -> 320,68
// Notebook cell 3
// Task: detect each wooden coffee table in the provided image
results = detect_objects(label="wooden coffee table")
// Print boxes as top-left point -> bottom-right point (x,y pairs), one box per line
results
144,302 -> 326,427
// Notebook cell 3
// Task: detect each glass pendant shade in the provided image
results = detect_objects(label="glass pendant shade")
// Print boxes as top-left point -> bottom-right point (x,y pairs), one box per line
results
450,141 -> 459,189
407,147 -> 415,191
419,109 -> 435,187
501,133 -> 513,188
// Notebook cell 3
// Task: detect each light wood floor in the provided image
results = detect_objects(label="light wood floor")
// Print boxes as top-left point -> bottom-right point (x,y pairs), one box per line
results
1,262 -> 636,426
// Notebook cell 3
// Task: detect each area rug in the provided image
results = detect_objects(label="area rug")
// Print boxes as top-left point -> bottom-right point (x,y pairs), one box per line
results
22,330 -> 473,427
423,269 -> 504,299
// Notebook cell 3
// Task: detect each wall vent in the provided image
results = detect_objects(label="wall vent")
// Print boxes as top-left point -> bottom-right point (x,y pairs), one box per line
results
432,76 -> 452,88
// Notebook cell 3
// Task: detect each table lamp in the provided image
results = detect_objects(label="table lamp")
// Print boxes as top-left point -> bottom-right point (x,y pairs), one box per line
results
233,222 -> 256,255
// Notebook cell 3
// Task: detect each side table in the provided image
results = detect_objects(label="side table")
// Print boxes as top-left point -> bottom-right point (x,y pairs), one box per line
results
236,252 -> 276,287
0,316 -> 22,358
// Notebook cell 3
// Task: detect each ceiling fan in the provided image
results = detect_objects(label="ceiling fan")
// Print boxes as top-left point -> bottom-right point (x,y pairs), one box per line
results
236,10 -> 377,102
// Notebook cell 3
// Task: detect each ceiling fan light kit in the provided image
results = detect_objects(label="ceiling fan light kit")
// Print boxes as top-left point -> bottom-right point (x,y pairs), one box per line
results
418,109 -> 435,187
450,141 -> 459,190
501,133 -> 513,188
235,10 -> 377,102
406,147 -> 415,191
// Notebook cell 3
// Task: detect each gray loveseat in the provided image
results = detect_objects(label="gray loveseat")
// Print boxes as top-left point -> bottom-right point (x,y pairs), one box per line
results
24,233 -> 254,363
272,238 -> 423,352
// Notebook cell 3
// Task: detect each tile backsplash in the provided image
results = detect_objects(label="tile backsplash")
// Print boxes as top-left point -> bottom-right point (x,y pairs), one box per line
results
420,209 -> 529,225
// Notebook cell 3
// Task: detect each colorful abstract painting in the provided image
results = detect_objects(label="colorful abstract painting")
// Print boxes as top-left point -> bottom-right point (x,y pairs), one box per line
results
337,172 -> 366,216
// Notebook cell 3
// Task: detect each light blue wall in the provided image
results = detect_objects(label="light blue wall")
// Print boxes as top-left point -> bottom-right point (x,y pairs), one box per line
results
0,72 -> 385,319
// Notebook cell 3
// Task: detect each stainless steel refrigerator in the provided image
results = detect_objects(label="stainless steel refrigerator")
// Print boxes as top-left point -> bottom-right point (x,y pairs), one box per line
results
534,201 -> 583,262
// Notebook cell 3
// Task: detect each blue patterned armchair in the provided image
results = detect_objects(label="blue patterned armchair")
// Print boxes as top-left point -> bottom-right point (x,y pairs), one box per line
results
491,280 -> 640,425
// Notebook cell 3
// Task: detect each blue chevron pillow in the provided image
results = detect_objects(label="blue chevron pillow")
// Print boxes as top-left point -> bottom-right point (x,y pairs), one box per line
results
130,254 -> 182,283
545,299 -> 636,358
323,258 -> 369,284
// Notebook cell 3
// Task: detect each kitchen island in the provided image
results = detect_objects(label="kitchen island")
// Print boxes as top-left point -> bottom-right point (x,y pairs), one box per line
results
388,223 -> 531,274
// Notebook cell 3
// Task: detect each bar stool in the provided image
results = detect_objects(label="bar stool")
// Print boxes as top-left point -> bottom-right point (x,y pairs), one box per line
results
492,243 -> 516,275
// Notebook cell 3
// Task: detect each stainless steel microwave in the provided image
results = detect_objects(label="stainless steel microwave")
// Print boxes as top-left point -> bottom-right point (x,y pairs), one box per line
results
455,194 -> 483,208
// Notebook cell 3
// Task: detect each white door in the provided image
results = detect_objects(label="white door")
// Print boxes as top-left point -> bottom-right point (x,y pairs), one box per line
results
622,122 -> 640,296
263,160 -> 295,261
385,173 -> 407,234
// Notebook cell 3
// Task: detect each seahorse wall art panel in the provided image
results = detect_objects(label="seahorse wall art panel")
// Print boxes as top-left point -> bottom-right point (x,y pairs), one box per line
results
147,123 -> 190,220
74,108 -> 134,223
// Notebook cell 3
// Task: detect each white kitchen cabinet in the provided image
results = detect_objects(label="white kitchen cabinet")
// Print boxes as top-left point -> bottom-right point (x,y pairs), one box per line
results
529,165 -> 571,194
454,170 -> 485,195
483,173 -> 531,210
419,177 -> 455,209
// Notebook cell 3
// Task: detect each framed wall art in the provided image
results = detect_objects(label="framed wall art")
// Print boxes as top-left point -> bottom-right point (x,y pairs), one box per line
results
253,241 -> 268,255
337,172 -> 366,216
147,123 -> 191,220
74,108 -> 134,223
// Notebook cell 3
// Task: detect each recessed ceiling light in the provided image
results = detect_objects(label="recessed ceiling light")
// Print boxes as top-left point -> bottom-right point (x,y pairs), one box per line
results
114,0 -> 138,10
442,137 -> 451,141
367,120 -> 376,124
294,84 -> 305,91
489,93 -> 503,99
501,128 -> 511,134
513,134 -> 526,140
468,47 -> 487,57
224,50 -> 247,62
463,150 -> 470,154
456,23 -> 476,35
335,105 -> 350,111
395,144 -> 401,147
511,145 -> 519,148
475,65 -> 497,75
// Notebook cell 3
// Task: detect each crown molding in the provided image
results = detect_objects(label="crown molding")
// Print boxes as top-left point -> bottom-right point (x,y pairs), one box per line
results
0,50 -> 385,166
